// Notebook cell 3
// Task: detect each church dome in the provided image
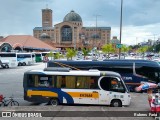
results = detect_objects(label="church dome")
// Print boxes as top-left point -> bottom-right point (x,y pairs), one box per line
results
63,10 -> 82,22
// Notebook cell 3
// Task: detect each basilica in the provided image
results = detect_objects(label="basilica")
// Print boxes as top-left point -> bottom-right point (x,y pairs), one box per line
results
33,8 -> 111,50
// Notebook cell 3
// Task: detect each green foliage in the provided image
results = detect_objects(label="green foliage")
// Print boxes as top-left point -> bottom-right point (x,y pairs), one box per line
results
82,48 -> 91,60
102,44 -> 115,59
154,44 -> 160,52
137,46 -> 149,58
121,45 -> 130,53
54,53 -> 64,59
66,48 -> 77,60
46,51 -> 64,60
137,46 -> 149,53
46,51 -> 54,60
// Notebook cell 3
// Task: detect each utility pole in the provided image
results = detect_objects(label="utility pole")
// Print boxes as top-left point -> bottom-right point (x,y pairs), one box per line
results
119,0 -> 123,59
94,14 -> 101,49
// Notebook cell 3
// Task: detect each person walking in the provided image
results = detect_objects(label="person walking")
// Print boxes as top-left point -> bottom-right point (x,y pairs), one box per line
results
147,89 -> 153,107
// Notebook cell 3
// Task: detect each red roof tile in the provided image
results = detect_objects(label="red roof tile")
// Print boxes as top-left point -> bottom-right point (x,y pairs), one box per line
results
1,35 -> 56,50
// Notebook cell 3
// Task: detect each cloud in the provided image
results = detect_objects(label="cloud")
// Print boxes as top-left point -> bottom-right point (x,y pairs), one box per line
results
112,23 -> 160,45
0,0 -> 160,45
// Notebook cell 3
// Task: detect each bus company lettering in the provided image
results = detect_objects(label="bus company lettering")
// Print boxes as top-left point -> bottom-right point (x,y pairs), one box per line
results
80,94 -> 92,97
122,77 -> 132,80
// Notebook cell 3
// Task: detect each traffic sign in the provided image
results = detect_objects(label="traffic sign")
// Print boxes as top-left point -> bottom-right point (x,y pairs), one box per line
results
116,44 -> 122,48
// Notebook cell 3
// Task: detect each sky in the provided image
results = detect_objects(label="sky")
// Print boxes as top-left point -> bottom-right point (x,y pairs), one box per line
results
0,0 -> 160,45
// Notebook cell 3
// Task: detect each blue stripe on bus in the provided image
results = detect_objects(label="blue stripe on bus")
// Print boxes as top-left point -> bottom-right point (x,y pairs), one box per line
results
27,88 -> 74,104
17,58 -> 25,61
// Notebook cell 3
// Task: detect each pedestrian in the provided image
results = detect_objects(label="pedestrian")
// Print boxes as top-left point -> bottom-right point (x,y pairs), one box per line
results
147,89 -> 153,107
154,93 -> 159,105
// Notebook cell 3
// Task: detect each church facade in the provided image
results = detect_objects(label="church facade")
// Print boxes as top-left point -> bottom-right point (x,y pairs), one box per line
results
33,8 -> 111,50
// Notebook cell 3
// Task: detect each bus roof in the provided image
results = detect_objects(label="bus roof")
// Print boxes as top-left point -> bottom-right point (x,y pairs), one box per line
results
25,68 -> 121,77
48,59 -> 160,68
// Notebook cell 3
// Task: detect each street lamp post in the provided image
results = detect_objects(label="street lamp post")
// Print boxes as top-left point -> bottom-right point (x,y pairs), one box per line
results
94,15 -> 101,49
119,0 -> 123,59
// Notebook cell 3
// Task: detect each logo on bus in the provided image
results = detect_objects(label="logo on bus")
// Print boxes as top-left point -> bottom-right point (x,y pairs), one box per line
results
122,77 -> 132,80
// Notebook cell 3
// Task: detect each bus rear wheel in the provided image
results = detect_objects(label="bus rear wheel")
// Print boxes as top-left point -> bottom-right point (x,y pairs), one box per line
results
22,62 -> 26,66
111,99 -> 122,107
50,98 -> 59,106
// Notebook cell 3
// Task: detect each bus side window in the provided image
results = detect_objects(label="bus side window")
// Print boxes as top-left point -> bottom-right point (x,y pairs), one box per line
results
100,77 -> 110,91
56,76 -> 66,88
100,77 -> 125,92
110,78 -> 125,93
111,79 -> 118,89
66,76 -> 76,89
38,76 -> 49,87
28,75 -> 35,87
61,76 -> 66,88
90,77 -> 99,89
76,76 -> 90,89
51,76 -> 55,87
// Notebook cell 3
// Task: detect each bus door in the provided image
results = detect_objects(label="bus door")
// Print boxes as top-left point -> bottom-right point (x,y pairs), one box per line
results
99,76 -> 127,105
98,76 -> 111,105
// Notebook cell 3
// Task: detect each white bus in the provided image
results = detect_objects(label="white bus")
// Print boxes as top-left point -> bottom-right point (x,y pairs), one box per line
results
23,67 -> 131,107
17,53 -> 34,66
0,52 -> 18,68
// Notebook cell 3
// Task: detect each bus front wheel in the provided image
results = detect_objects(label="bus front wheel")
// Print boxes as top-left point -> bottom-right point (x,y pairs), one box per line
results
18,63 -> 22,66
50,98 -> 59,106
110,99 -> 122,107
5,64 -> 9,68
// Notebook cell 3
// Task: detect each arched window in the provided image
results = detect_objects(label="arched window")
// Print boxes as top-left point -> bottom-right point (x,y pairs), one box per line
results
61,25 -> 72,42
1,43 -> 12,52
14,46 -> 23,51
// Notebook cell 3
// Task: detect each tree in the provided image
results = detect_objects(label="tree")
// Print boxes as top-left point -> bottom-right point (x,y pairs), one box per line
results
137,46 -> 149,59
102,44 -> 115,59
66,48 -> 77,60
46,51 -> 54,60
54,52 -> 64,60
82,48 -> 91,60
121,45 -> 130,59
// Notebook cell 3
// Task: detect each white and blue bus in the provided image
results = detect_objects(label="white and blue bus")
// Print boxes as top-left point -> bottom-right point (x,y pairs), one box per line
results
47,60 -> 160,92
17,53 -> 34,66
0,52 -> 18,68
23,67 -> 131,107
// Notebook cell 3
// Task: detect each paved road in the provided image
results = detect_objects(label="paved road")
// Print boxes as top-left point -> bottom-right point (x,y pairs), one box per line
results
0,63 -> 157,120
0,63 -> 46,106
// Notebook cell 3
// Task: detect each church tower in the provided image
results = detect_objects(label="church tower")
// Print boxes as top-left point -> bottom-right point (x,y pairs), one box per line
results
42,7 -> 52,27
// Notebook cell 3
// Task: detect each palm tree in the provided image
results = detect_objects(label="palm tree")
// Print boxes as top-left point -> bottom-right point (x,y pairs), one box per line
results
102,44 -> 115,59
66,48 -> 77,60
121,45 -> 130,59
46,51 -> 54,60
137,46 -> 148,59
82,48 -> 91,60
54,52 -> 64,60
